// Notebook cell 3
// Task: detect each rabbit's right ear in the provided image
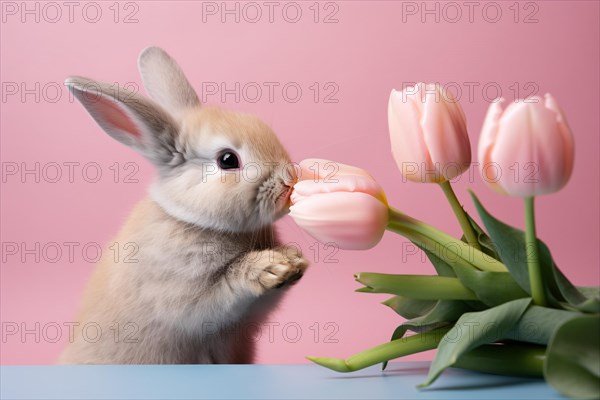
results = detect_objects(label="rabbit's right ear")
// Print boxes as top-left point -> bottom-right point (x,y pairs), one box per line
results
138,46 -> 200,116
66,76 -> 183,167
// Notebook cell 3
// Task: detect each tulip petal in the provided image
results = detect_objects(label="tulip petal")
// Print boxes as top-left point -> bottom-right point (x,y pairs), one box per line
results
297,158 -> 376,182
421,84 -> 471,182
544,93 -> 575,188
488,97 -> 574,197
388,87 -> 433,182
478,100 -> 504,169
527,99 -> 566,195
478,100 -> 506,194
292,175 -> 387,205
491,101 -> 537,196
289,192 -> 389,250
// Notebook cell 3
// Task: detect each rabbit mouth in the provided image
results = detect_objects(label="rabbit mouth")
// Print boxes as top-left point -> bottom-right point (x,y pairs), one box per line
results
275,185 -> 293,213
256,175 -> 293,221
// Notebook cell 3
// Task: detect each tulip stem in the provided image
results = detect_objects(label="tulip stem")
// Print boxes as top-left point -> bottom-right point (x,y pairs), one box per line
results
355,273 -> 479,300
524,197 -> 547,307
439,181 -> 481,251
453,342 -> 545,378
307,326 -> 452,373
387,207 -> 507,273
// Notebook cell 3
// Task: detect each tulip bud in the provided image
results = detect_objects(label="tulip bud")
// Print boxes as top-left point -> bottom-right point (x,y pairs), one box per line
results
289,159 -> 388,250
478,94 -> 575,196
388,83 -> 472,183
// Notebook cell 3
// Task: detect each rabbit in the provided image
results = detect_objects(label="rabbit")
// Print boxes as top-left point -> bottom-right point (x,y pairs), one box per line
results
59,47 -> 309,364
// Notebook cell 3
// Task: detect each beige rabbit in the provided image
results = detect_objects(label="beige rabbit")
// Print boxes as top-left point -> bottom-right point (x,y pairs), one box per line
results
59,47 -> 308,364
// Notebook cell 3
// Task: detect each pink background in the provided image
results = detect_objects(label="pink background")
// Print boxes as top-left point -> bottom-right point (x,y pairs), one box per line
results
1,1 -> 598,365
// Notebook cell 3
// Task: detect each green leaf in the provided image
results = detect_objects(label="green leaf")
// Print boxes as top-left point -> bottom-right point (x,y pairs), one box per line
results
382,296 -> 437,319
419,298 -> 532,388
452,264 -> 529,307
419,247 -> 489,310
462,214 -> 501,261
355,273 -> 479,300
578,286 -> 600,299
550,266 -> 588,307
544,315 -> 600,399
404,300 -> 473,332
470,192 -> 589,310
504,305 -> 581,345
382,300 -> 472,370
570,297 -> 600,313
416,243 -> 456,277
573,287 -> 600,313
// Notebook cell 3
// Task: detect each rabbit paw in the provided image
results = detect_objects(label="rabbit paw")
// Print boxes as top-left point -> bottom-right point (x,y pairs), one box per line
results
251,246 -> 308,292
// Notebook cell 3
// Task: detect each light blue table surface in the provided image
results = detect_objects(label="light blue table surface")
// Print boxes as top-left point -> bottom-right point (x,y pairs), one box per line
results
1,361 -> 565,399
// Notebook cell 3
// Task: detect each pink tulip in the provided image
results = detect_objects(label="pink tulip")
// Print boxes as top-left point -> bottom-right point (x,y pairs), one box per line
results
388,83 -> 472,183
289,159 -> 388,250
478,94 -> 575,196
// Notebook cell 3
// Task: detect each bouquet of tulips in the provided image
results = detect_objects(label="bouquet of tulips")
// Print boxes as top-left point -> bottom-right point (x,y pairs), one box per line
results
289,83 -> 599,399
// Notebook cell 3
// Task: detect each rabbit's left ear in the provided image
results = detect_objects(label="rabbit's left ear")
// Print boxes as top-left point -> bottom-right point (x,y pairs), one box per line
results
138,46 -> 200,116
65,76 -> 183,167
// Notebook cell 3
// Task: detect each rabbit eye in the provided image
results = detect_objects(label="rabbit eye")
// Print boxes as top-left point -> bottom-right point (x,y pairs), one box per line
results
217,151 -> 240,170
